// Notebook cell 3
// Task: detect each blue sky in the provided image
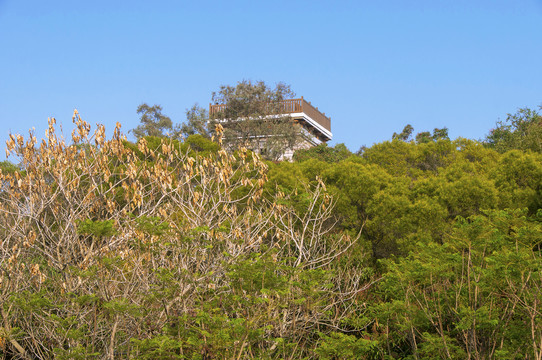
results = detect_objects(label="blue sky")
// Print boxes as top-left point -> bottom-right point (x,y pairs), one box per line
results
1,0 -> 541,157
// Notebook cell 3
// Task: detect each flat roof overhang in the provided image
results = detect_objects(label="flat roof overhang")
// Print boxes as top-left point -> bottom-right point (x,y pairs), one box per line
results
290,112 -> 333,142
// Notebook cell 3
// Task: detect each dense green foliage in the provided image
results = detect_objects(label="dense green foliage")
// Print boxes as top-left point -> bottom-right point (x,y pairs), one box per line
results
265,125 -> 542,357
293,143 -> 352,163
1,105 -> 541,358
485,105 -> 542,153
272,138 -> 542,260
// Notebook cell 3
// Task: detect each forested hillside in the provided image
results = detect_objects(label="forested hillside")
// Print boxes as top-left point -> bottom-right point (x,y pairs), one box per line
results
0,106 -> 541,359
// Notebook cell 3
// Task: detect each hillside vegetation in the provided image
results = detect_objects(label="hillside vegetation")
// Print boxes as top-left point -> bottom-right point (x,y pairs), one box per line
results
0,106 -> 541,359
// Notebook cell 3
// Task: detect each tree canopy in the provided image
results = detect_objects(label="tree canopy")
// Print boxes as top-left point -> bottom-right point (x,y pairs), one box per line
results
210,80 -> 304,161
485,104 -> 542,153
130,103 -> 174,138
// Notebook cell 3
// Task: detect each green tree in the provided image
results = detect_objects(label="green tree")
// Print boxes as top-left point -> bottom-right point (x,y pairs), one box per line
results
491,150 -> 542,213
432,127 -> 449,141
392,125 -> 448,144
131,103 -> 174,138
415,128 -> 449,144
415,131 -> 432,144
370,209 -> 542,358
485,105 -> 542,153
0,160 -> 19,174
179,103 -> 212,138
392,124 -> 414,141
210,80 -> 302,161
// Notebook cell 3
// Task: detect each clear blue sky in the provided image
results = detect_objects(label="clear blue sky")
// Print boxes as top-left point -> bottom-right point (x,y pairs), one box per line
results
1,0 -> 541,157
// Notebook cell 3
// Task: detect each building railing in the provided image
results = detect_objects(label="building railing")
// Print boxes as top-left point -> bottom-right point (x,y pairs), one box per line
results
209,97 -> 331,133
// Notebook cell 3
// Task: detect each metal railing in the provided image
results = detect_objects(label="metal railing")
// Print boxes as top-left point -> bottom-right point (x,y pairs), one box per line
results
209,97 -> 331,133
